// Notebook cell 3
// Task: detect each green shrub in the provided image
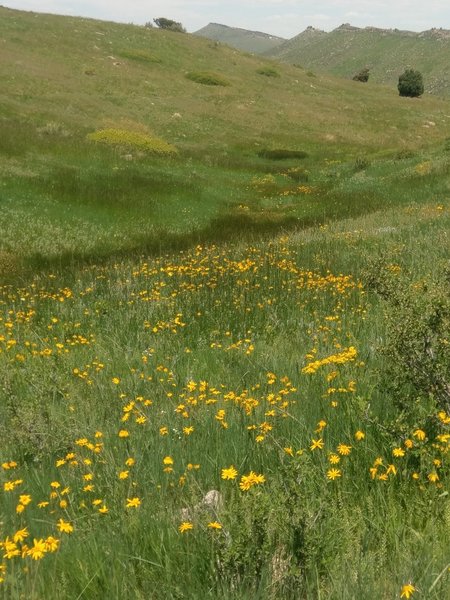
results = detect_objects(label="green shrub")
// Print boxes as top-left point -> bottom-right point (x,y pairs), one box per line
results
86,128 -> 177,155
352,68 -> 370,82
364,262 -> 450,416
256,66 -> 280,78
185,71 -> 230,86
395,148 -> 415,160
257,149 -> 309,160
153,17 -> 186,33
282,167 -> 309,182
0,250 -> 19,279
118,49 -> 161,64
398,69 -> 424,98
354,156 -> 370,171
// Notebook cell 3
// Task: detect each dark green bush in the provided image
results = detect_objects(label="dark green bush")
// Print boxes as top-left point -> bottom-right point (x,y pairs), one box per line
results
364,262 -> 450,416
398,69 -> 424,97
395,148 -> 415,160
185,71 -> 230,86
257,149 -> 309,160
352,67 -> 370,82
153,17 -> 185,33
256,66 -> 280,78
354,156 -> 370,171
118,49 -> 161,64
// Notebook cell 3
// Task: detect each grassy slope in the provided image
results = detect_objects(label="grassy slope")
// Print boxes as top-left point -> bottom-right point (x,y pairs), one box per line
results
1,7 -> 449,152
267,27 -> 450,97
0,8 -> 449,600
1,7 -> 449,273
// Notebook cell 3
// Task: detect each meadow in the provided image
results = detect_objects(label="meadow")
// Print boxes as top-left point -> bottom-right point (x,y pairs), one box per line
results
1,7 -> 450,599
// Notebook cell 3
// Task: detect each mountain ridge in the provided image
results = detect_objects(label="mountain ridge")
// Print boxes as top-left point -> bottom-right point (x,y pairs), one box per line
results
265,23 -> 450,97
194,22 -> 286,53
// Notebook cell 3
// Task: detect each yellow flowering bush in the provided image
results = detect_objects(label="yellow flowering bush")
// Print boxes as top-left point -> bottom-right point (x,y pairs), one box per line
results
86,128 -> 178,156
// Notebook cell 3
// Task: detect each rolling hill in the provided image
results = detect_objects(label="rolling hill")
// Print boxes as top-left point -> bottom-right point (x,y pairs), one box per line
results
1,6 -> 448,155
194,22 -> 286,54
266,23 -> 450,97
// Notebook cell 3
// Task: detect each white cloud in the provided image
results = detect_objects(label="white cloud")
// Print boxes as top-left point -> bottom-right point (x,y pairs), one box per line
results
3,1 -> 450,37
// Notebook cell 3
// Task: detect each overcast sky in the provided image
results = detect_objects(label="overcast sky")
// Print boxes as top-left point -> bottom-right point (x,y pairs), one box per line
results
4,1 -> 450,38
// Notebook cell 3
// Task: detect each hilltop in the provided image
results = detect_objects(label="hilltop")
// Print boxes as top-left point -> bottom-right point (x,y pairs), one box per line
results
266,23 -> 450,97
194,22 -> 286,54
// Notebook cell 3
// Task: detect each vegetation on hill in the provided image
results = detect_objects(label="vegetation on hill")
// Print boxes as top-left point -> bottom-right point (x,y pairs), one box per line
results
398,69 -> 425,97
0,7 -> 449,599
266,24 -> 450,97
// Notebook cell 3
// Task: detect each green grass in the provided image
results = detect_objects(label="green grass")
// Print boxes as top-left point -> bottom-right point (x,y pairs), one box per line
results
0,7 -> 449,600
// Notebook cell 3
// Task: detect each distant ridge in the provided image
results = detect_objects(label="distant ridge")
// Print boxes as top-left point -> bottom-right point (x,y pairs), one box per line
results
266,23 -> 450,96
194,22 -> 286,54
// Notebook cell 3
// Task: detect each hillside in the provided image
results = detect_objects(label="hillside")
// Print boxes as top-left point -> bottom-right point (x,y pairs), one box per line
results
1,6 -> 448,156
266,23 -> 450,97
194,22 -> 286,54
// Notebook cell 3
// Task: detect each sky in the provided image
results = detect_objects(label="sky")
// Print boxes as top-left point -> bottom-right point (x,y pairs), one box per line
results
3,1 -> 450,38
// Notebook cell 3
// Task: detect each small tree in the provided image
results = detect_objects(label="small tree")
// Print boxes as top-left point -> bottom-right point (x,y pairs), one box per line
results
153,18 -> 186,33
398,69 -> 424,97
352,67 -> 370,82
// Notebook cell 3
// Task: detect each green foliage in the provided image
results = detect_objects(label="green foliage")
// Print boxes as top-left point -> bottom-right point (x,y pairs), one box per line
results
398,69 -> 424,98
118,49 -> 161,64
282,167 -> 309,182
153,17 -> 186,33
185,71 -> 230,86
257,149 -> 309,160
256,66 -> 280,78
86,128 -> 177,155
395,148 -> 415,160
352,67 -> 370,82
354,156 -> 371,171
364,262 -> 450,416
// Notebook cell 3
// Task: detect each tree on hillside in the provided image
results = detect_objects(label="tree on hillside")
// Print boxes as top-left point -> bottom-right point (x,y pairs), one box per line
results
398,69 -> 424,97
153,18 -> 186,33
352,67 -> 370,82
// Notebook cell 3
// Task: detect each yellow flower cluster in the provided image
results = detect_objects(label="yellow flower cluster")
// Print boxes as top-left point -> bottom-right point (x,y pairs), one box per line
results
86,128 -> 178,156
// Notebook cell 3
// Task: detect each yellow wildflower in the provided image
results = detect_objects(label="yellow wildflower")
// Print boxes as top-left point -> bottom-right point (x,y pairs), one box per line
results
27,539 -> 47,560
393,447 -> 405,458
45,536 -> 60,552
126,497 -> 141,508
400,583 -> 416,598
57,519 -> 74,534
327,468 -> 342,480
239,471 -> 266,491
13,528 -> 29,543
221,466 -> 238,480
178,522 -> 193,533
310,438 -> 324,451
337,444 -> 352,456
